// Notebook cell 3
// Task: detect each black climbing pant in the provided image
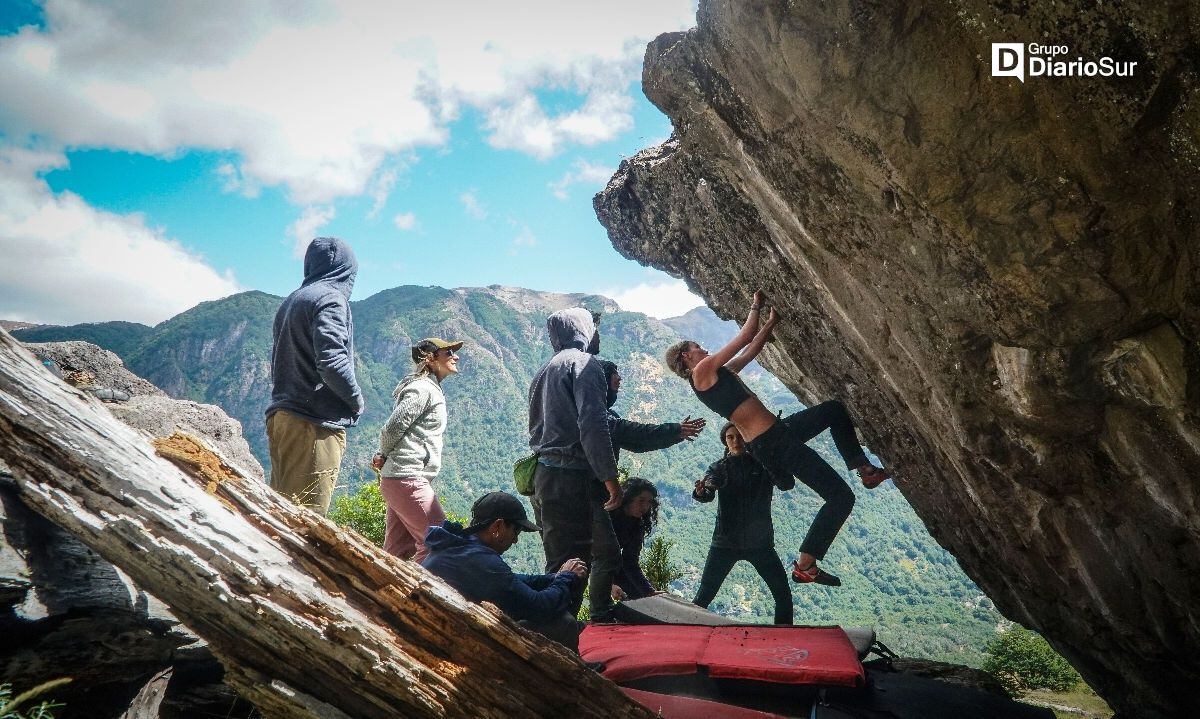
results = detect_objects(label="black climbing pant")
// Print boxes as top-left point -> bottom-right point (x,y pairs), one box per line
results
745,401 -> 865,560
693,546 -> 793,625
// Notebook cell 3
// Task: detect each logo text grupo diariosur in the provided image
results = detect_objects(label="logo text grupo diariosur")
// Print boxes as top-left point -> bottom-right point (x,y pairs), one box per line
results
991,43 -> 1137,82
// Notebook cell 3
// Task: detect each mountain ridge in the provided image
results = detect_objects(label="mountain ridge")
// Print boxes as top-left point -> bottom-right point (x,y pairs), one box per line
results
12,284 -> 1005,665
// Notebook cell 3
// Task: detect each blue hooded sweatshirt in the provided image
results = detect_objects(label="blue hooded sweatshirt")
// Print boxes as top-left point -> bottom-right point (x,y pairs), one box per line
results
266,237 -> 364,429
421,522 -> 579,622
527,308 -> 617,481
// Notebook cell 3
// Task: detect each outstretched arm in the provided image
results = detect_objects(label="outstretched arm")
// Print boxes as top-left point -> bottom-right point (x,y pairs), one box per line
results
726,307 -> 779,374
693,291 -> 766,384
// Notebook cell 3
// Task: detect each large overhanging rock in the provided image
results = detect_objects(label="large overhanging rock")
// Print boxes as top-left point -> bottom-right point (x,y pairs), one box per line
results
0,329 -> 650,718
595,2 -> 1199,717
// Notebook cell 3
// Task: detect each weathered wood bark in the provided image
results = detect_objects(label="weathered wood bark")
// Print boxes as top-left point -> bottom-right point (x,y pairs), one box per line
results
120,669 -> 172,719
0,476 -> 226,719
0,329 -> 651,719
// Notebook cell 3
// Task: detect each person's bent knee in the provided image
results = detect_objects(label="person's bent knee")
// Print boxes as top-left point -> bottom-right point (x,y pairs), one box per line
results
818,399 -> 848,419
829,483 -> 855,515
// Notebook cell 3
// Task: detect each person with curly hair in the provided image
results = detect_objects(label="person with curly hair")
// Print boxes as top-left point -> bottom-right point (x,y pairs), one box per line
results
664,291 -> 890,588
608,477 -> 663,601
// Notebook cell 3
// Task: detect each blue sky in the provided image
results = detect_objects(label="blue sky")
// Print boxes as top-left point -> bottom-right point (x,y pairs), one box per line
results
0,1 -> 703,326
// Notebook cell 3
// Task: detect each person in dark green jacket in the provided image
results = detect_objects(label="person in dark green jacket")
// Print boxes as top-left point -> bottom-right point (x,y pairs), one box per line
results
597,360 -> 705,460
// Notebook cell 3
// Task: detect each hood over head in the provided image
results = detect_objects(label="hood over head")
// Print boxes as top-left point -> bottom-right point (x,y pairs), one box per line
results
302,236 -> 358,297
545,307 -> 595,352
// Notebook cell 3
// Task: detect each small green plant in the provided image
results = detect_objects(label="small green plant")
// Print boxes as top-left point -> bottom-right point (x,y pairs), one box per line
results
641,535 -> 683,591
329,481 -> 387,546
1,678 -> 70,719
983,625 -> 1081,696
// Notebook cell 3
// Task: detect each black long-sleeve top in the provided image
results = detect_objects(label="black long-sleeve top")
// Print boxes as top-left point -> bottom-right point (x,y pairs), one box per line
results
692,453 -> 791,550
610,509 -> 655,599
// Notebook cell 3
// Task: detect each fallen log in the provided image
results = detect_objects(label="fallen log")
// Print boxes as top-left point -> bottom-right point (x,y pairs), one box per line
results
0,328 -> 651,718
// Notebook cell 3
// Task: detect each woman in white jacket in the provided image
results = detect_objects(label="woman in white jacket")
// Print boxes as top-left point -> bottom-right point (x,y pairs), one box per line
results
372,337 -> 463,561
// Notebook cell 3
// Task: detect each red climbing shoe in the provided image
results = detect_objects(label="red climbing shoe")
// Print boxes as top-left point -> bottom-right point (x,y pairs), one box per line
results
792,560 -> 841,586
858,465 -> 891,489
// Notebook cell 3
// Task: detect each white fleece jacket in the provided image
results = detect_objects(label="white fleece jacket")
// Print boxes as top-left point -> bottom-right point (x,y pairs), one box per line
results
378,374 -> 447,480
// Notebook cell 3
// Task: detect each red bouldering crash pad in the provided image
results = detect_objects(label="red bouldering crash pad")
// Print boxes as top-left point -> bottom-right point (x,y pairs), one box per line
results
580,624 -> 865,688
619,687 -> 788,719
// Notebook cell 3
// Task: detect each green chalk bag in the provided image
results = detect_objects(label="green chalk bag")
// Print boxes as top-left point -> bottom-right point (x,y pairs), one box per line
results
513,453 -> 538,496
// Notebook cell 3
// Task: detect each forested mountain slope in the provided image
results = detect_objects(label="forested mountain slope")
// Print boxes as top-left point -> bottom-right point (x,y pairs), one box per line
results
15,286 -> 1004,664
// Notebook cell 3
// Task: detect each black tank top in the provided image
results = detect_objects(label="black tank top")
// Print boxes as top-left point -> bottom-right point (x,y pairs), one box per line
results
690,366 -> 755,419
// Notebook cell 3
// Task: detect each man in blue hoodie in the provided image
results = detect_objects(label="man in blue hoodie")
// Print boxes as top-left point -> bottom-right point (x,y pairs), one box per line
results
528,307 -> 621,620
266,237 -> 365,515
422,492 -> 587,651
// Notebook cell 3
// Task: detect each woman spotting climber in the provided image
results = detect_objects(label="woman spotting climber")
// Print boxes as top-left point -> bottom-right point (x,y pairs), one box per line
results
664,290 -> 889,587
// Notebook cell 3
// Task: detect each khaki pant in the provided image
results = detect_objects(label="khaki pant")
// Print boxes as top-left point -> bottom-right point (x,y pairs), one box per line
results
267,410 -> 346,515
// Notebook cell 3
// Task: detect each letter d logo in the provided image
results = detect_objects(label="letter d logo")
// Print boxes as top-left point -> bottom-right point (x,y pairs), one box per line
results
991,43 -> 1024,82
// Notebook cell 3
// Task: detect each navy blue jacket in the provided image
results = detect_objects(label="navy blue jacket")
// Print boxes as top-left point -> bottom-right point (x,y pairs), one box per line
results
421,522 -> 579,622
267,237 -> 364,428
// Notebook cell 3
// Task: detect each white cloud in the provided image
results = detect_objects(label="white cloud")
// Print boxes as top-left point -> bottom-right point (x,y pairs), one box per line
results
216,161 -> 261,198
460,190 -> 487,220
0,1 -> 696,202
511,225 -> 537,252
366,169 -> 398,221
604,280 -> 705,319
550,159 -> 614,200
287,205 -> 336,257
393,211 -> 417,231
484,89 -> 633,159
0,148 -> 241,325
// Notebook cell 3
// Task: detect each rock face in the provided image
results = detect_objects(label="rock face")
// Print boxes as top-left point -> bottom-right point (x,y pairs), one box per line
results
595,2 -> 1199,717
26,340 -> 264,482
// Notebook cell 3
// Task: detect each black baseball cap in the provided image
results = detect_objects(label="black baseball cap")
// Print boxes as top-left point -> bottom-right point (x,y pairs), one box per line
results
464,491 -> 541,534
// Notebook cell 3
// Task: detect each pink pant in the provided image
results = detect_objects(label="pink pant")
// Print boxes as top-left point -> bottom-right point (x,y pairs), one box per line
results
379,476 -> 446,562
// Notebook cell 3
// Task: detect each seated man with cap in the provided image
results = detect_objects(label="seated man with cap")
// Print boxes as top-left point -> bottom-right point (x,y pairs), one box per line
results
422,491 -> 589,652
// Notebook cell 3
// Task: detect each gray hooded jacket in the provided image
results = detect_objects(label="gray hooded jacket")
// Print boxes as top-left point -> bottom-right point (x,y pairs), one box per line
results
527,308 -> 617,481
266,237 -> 365,429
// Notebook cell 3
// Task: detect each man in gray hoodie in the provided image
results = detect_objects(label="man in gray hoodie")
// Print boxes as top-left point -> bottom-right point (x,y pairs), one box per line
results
528,308 -> 621,619
266,237 -> 365,515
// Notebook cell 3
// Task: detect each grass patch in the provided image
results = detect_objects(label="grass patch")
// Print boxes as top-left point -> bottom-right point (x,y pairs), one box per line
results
1020,685 -> 1113,719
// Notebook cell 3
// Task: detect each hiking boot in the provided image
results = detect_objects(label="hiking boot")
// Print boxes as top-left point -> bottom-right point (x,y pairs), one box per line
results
792,560 -> 841,587
857,465 -> 891,489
